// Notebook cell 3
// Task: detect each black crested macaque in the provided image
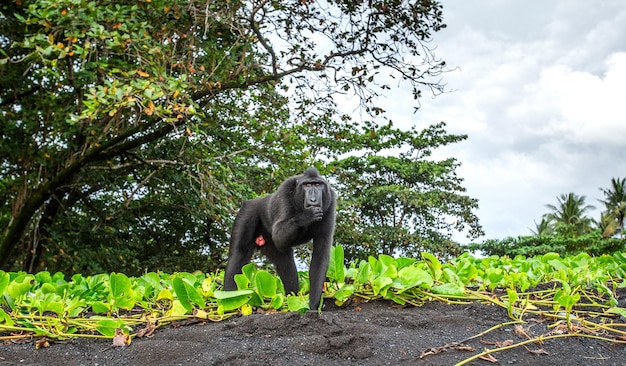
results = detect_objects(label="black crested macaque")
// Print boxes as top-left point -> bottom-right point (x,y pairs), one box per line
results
223,168 -> 336,310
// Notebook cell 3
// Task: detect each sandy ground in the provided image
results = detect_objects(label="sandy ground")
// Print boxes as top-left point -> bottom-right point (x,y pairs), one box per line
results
2,294 -> 626,366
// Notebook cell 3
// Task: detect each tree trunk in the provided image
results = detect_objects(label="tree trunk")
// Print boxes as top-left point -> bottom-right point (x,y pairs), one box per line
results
0,167 -> 79,269
1,121 -> 178,269
23,189 -> 67,272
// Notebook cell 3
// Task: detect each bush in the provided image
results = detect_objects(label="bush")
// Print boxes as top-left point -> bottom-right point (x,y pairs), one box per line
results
468,231 -> 626,257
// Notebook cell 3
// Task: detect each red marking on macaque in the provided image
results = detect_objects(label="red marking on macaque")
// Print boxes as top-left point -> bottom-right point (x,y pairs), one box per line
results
255,235 -> 266,247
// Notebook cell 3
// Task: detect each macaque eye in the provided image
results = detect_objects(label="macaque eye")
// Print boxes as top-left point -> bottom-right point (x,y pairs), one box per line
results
305,183 -> 312,188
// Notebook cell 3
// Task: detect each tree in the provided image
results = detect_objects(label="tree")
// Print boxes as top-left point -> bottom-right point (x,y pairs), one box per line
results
469,232 -> 626,257
543,193 -> 595,237
1,0 -> 449,272
329,122 -> 483,261
597,212 -> 618,239
530,217 -> 554,236
599,177 -> 626,238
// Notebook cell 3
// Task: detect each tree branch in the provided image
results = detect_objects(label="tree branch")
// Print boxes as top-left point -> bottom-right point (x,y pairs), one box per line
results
0,87 -> 39,108
0,118 -> 181,268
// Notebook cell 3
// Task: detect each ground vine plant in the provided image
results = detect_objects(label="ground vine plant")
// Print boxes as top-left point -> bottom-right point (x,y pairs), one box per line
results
2,247 -> 626,354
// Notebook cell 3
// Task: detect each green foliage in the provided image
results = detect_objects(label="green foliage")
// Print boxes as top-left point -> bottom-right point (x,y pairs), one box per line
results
172,276 -> 205,312
469,231 -> 626,257
2,247 -> 626,342
330,122 -> 483,261
599,177 -> 626,238
327,245 -> 346,284
529,179 -> 626,244
1,0 -> 452,273
230,263 -> 287,311
543,193 -> 596,237
493,180 -> 626,259
213,289 -> 254,314
530,217 -> 554,236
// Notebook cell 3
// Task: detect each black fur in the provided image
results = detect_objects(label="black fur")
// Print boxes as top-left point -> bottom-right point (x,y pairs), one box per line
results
224,168 -> 336,310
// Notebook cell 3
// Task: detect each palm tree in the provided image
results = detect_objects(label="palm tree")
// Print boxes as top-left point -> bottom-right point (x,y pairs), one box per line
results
544,193 -> 595,236
530,217 -> 554,236
597,211 -> 618,238
599,177 -> 626,238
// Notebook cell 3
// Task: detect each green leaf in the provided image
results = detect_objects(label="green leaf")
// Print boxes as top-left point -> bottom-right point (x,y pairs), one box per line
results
110,272 -> 131,298
43,301 -> 64,315
40,283 -> 57,294
355,262 -> 371,286
0,307 -> 14,326
172,276 -> 204,312
51,271 -> 65,282
248,292 -> 264,307
157,289 -> 174,301
213,290 -> 253,312
270,294 -> 285,310
431,283 -> 465,296
234,263 -> 258,289
369,256 -> 397,279
287,295 -> 309,313
395,257 -> 417,270
422,252 -> 443,281
378,255 -> 396,267
548,259 -> 568,272
6,274 -> 34,301
95,319 -> 126,337
605,307 -> 626,317
254,270 -> 277,298
554,286 -> 580,310
393,266 -> 433,292
234,273 -> 250,290
327,245 -> 346,283
213,289 -> 254,299
172,277 -> 193,313
371,276 -> 393,296
168,300 -> 189,317
141,272 -> 164,292
91,301 -> 110,314
441,268 -> 461,284
383,291 -> 406,305
0,271 -> 9,300
456,260 -> 479,284
241,263 -> 257,281
542,252 -> 561,262
505,287 -> 519,318
201,276 -> 215,297
114,295 -> 137,310
333,283 -> 355,304
35,271 -> 52,284
65,297 -> 86,317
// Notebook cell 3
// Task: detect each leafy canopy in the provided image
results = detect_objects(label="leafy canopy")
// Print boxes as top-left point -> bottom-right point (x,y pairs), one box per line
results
331,122 -> 483,260
0,0 -> 476,273
473,178 -> 626,257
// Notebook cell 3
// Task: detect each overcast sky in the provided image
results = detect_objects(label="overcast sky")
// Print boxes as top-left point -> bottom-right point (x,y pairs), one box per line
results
388,0 -> 626,242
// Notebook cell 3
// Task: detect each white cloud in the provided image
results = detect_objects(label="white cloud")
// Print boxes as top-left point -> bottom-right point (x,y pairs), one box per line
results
507,52 -> 626,145
398,1 -> 626,241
